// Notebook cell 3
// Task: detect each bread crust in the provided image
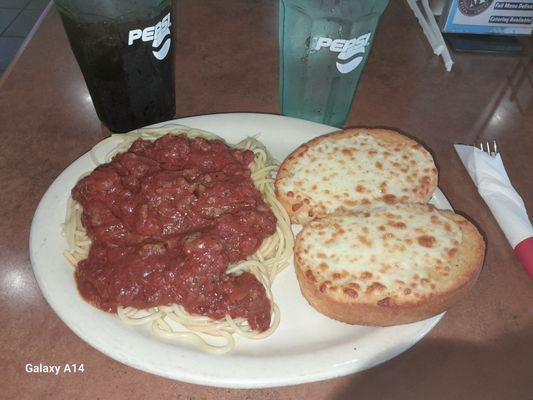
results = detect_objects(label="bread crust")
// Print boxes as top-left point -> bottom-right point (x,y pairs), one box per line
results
294,209 -> 485,326
275,128 -> 438,225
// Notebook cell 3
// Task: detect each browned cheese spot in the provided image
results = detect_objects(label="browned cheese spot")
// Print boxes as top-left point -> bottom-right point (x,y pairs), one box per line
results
383,194 -> 397,205
361,271 -> 373,279
344,200 -> 358,206
380,264 -> 392,273
328,285 -> 338,291
317,252 -> 327,259
361,198 -> 371,205
311,184 -> 317,191
305,270 -> 316,282
333,223 -> 345,235
420,176 -> 431,191
292,202 -> 303,212
343,288 -> 358,298
418,235 -> 436,248
287,190 -> 294,198
319,283 -> 328,293
404,288 -> 412,295
387,221 -> 407,229
431,215 -> 441,225
405,238 -> 413,245
366,282 -> 386,294
368,149 -> 377,157
363,212 -> 371,218
444,222 -> 452,232
342,148 -> 353,157
378,225 -> 386,231
332,273 -> 341,279
319,262 -> 329,271
447,248 -> 458,258
356,184 -> 365,193
303,198 -> 310,205
362,227 -> 369,234
382,233 -> 394,240
375,161 -> 383,169
392,162 -> 400,168
348,282 -> 361,289
358,235 -> 372,246
377,297 -> 392,307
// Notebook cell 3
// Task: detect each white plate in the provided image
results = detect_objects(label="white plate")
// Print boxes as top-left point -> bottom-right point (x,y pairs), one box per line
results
30,113 -> 448,388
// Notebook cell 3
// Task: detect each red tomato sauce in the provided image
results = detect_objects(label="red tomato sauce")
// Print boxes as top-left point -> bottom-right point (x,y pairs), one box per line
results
72,134 -> 276,331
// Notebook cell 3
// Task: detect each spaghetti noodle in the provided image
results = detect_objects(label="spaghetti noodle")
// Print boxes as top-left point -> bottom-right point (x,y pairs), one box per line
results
63,124 -> 294,354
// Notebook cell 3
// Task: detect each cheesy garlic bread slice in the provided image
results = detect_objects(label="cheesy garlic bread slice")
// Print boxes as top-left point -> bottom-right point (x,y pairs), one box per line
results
294,204 -> 484,326
275,129 -> 438,225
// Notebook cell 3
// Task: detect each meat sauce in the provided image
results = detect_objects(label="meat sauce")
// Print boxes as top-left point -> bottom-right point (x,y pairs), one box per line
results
72,134 -> 277,331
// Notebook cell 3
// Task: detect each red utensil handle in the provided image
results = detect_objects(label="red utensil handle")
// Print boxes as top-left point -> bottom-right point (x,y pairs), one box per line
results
514,237 -> 533,279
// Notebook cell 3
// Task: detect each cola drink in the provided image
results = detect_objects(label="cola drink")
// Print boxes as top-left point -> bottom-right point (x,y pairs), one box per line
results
55,0 -> 175,132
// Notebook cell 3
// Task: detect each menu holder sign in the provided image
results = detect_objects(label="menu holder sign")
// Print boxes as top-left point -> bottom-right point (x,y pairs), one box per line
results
440,0 -> 533,35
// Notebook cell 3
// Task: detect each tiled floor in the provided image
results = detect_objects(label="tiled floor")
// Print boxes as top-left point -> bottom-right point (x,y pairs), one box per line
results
0,0 -> 49,77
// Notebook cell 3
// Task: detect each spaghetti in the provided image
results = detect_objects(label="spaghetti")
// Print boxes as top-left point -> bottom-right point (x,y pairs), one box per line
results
63,124 -> 294,354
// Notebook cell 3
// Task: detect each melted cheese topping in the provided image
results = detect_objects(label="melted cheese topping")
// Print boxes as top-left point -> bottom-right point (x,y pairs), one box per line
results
278,132 -> 436,216
297,205 -> 462,304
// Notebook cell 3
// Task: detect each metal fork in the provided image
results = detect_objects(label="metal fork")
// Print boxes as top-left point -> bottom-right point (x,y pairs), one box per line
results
478,140 -> 499,157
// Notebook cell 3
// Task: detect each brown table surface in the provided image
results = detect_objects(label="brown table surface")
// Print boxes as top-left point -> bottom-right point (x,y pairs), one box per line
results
1,1 -> 532,399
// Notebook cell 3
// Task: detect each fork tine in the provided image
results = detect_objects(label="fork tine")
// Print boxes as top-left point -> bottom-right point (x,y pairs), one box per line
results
493,140 -> 498,155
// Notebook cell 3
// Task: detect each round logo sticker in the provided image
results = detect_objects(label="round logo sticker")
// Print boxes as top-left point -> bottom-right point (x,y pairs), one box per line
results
458,0 -> 493,16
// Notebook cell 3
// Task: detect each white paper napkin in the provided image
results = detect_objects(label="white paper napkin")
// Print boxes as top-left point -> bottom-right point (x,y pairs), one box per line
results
454,144 -> 533,248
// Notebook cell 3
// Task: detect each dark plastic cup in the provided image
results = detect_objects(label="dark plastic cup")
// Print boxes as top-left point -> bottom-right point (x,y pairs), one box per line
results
54,0 -> 175,132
